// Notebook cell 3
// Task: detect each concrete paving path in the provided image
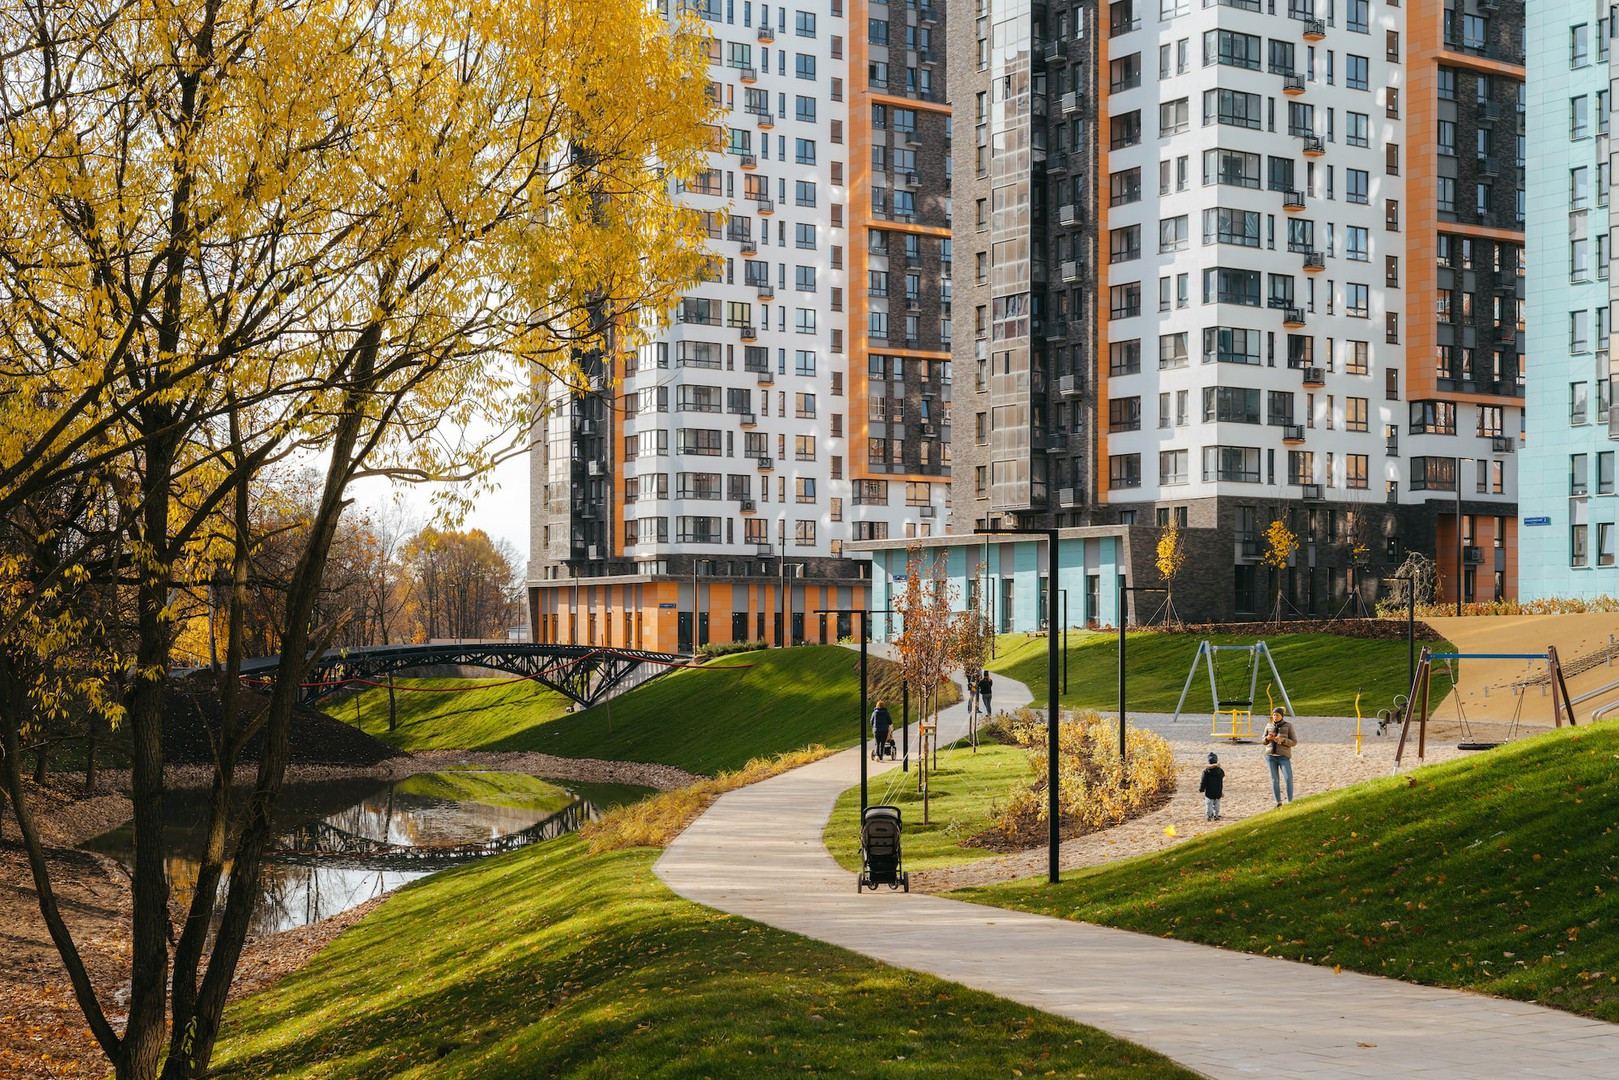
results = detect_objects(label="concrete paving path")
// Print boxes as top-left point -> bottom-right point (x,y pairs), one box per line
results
656,669 -> 1619,1079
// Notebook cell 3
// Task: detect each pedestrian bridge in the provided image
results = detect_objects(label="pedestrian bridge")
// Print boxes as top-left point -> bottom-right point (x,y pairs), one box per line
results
237,643 -> 688,708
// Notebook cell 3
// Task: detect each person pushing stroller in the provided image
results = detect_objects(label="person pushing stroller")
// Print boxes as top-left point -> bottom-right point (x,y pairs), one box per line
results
870,702 -> 896,760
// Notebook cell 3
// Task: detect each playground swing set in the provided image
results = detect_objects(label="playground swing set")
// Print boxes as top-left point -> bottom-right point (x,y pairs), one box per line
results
1171,640 -> 1295,739
1393,645 -> 1576,766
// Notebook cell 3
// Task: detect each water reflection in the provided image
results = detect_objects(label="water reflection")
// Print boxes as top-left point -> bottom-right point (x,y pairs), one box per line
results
85,771 -> 650,936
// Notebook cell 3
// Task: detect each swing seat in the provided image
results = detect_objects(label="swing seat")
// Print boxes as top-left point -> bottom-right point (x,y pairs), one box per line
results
1216,699 -> 1252,709
1209,708 -> 1256,740
1457,741 -> 1500,751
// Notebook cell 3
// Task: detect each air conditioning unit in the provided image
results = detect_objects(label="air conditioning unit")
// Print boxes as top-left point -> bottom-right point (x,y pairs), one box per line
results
920,505 -> 936,517
1463,546 -> 1485,565
1491,436 -> 1515,454
740,499 -> 756,512
757,456 -> 774,469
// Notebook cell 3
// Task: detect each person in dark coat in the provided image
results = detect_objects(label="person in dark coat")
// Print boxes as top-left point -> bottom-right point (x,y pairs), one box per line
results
977,672 -> 994,715
871,702 -> 894,759
1199,752 -> 1225,821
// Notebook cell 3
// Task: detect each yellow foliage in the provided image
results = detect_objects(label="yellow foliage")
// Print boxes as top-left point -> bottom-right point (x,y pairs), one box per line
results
1262,519 -> 1300,571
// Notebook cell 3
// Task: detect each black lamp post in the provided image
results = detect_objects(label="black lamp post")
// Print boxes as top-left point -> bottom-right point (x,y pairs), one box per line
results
975,526 -> 1061,883
1116,579 -> 1168,780
816,606 -> 893,814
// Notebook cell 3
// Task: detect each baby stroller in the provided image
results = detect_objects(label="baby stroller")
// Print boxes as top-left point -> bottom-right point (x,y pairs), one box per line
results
873,730 -> 897,760
857,805 -> 909,892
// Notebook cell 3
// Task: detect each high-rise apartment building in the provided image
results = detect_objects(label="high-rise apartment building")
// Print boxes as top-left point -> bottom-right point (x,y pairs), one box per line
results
528,0 -> 952,653
1520,4 -> 1611,594
943,0 -> 1524,621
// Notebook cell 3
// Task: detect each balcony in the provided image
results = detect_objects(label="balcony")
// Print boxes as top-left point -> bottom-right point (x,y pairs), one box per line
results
1464,545 -> 1485,565
1061,259 -> 1082,283
1060,373 -> 1083,396
1281,424 -> 1306,443
1283,307 -> 1307,328
1302,17 -> 1326,40
739,239 -> 757,255
1301,364 -> 1325,385
739,412 -> 757,427
739,153 -> 757,170
920,505 -> 937,517
756,456 -> 774,470
1302,250 -> 1325,272
755,543 -> 774,557
757,24 -> 774,42
1044,318 -> 1069,340
756,112 -> 774,130
756,197 -> 775,215
1061,90 -> 1083,114
739,65 -> 757,83
739,324 -> 757,341
1283,73 -> 1306,95
1301,135 -> 1326,156
1046,432 -> 1069,451
1058,487 -> 1082,508
1236,536 -> 1262,562
1282,189 -> 1306,211
1496,322 -> 1518,341
1298,483 -> 1324,500
755,284 -> 774,300
1058,203 -> 1079,226
1491,435 -> 1516,454
755,368 -> 774,384
586,459 -> 603,476
1044,39 -> 1068,62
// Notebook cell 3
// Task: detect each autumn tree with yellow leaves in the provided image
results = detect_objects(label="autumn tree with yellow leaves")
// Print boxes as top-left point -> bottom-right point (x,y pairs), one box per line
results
1262,518 -> 1301,625
1155,517 -> 1188,626
0,2 -> 716,1077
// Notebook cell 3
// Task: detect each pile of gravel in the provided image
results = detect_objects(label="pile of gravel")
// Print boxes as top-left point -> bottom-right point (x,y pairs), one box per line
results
162,678 -> 404,768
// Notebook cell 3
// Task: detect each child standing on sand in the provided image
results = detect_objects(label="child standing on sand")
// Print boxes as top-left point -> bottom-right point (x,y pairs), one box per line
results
1199,752 -> 1225,821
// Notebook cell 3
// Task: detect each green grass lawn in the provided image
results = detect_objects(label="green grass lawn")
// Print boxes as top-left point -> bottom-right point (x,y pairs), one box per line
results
989,630 -> 1453,718
824,740 -> 1033,873
213,837 -> 1196,1079
343,678 -> 572,751
955,723 -> 1619,1022
353,646 -> 927,777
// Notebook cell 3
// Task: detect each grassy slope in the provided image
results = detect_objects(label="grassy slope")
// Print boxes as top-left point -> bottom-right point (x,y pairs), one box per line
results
956,724 -> 1619,1022
989,630 -> 1453,718
214,838 -> 1195,1079
357,646 -> 940,777
346,678 -> 571,751
824,740 -> 1033,872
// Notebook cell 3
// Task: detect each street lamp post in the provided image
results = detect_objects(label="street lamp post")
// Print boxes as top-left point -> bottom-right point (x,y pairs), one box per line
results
975,526 -> 1061,883
1455,456 -> 1474,616
1117,578 -> 1168,782
1061,589 -> 1069,694
816,606 -> 891,813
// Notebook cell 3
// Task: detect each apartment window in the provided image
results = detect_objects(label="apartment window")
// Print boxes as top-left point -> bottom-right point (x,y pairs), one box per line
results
795,350 -> 817,375
1204,29 -> 1261,69
1160,449 -> 1189,486
795,265 -> 817,291
1160,332 -> 1190,368
1110,340 -> 1143,376
1203,267 -> 1261,305
794,223 -> 817,250
1572,96 -> 1591,139
1205,147 -> 1261,188
1347,0 -> 1369,32
795,10 -> 816,36
1344,340 -> 1369,375
1110,282 -> 1142,318
1345,396 -> 1368,432
1109,453 -> 1143,489
1203,326 -> 1262,365
1160,215 -> 1190,252
1160,97 -> 1190,135
1345,226 -> 1369,261
1203,385 -> 1261,424
1346,453 -> 1369,489
1111,110 -> 1143,149
1410,400 -> 1458,435
1204,88 -> 1262,129
795,138 -> 816,164
1573,23 -> 1591,67
1573,453 -> 1591,495
1346,168 -> 1369,204
1110,167 -> 1143,206
1347,112 -> 1369,147
1572,381 -> 1590,424
1203,445 -> 1261,483
1203,207 -> 1261,247
795,309 -> 816,335
1346,55 -> 1369,90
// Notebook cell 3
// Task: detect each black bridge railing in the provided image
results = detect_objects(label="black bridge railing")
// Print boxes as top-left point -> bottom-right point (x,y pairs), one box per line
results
237,643 -> 688,708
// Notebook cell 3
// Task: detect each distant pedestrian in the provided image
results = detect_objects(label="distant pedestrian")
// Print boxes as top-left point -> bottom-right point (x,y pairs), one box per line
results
977,672 -> 993,715
1263,707 -> 1297,807
1199,752 -> 1225,821
871,702 -> 894,760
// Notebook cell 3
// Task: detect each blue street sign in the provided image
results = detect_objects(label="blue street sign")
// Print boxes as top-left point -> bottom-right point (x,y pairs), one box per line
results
1523,516 -> 1551,526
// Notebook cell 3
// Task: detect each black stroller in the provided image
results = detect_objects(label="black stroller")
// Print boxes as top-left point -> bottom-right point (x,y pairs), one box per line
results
857,805 -> 909,892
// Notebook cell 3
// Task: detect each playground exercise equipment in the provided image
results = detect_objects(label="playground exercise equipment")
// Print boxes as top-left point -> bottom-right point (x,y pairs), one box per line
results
1171,640 -> 1295,739
1395,646 -> 1575,766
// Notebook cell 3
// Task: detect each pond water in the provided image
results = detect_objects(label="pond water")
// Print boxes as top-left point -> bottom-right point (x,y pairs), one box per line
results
83,771 -> 651,937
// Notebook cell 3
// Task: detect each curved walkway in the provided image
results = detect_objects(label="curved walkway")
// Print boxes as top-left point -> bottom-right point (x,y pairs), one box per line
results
655,669 -> 1619,1079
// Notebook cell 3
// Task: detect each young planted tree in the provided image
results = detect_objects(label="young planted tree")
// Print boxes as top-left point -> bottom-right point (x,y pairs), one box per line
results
893,547 -> 958,814
949,562 -> 995,747
0,3 -> 715,1078
1155,517 -> 1187,626
1262,518 -> 1300,626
